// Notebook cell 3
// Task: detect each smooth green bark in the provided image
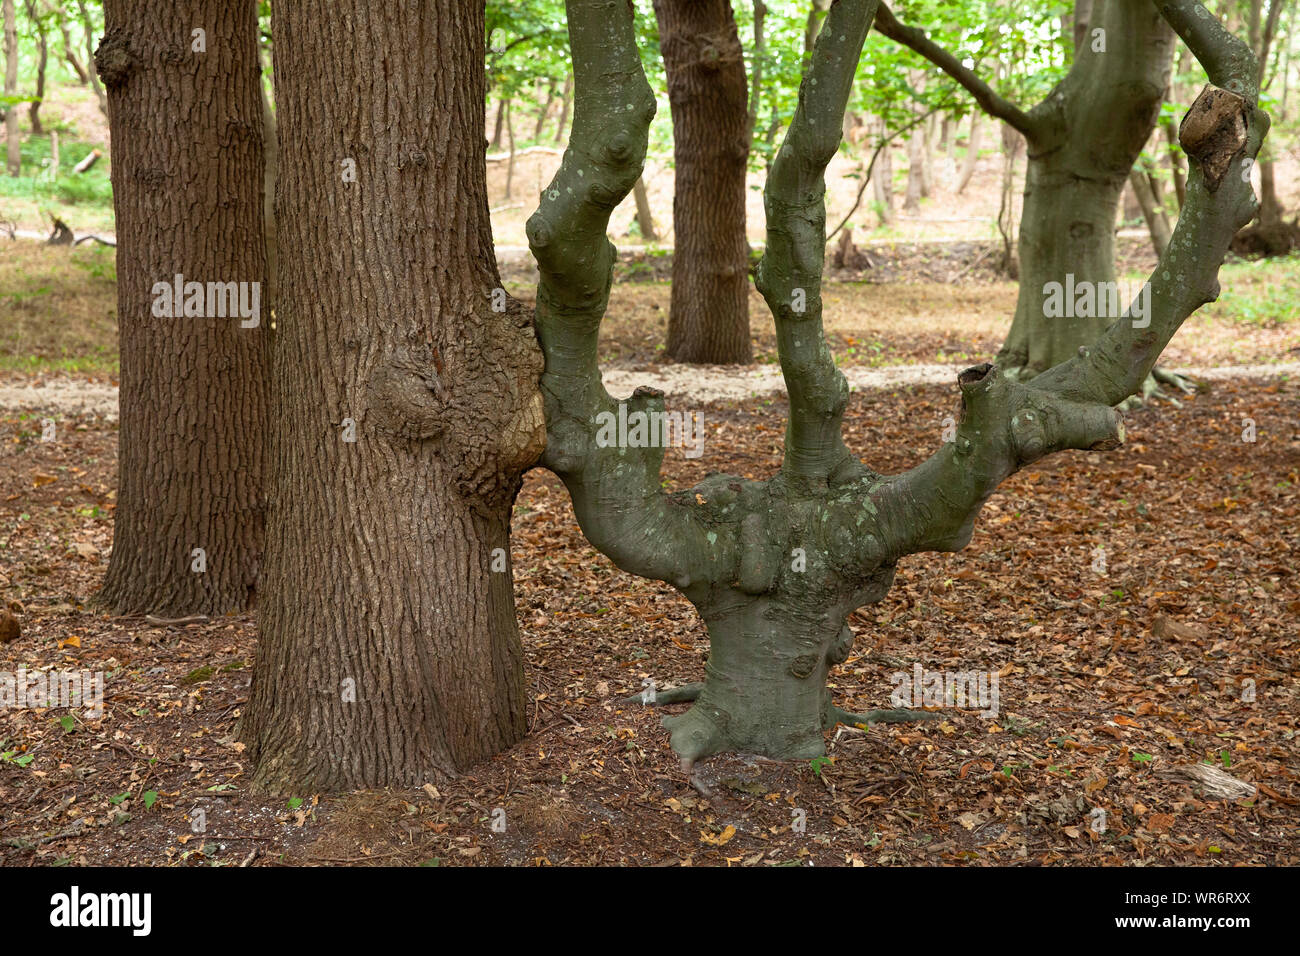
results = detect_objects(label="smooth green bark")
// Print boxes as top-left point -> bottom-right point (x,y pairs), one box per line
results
877,1 -> 1179,386
531,0 -> 1265,769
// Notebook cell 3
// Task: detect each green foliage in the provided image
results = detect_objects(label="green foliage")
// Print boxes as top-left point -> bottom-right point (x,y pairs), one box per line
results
0,130 -> 113,212
1208,254 -> 1300,326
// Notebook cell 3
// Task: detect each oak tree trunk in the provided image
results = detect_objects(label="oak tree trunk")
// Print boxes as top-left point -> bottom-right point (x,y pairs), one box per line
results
241,0 -> 545,792
653,0 -> 752,364
96,0 -> 269,616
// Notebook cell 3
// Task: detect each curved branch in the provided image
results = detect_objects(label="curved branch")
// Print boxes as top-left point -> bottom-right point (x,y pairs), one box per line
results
1155,0 -> 1261,101
754,0 -> 879,485
1035,1 -> 1266,406
527,0 -> 717,586
873,2 -> 1038,139
855,0 -> 1269,559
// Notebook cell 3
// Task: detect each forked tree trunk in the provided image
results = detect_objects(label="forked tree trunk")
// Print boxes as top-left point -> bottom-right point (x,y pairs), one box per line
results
96,0 -> 268,616
241,0 -> 545,792
877,1 -> 1176,381
535,0 -> 1263,769
653,0 -> 752,364
59,13 -> 90,84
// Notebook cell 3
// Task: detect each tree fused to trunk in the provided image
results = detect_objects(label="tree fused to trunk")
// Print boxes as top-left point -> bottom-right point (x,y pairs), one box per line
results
96,0 -> 268,616
241,0 -> 545,792
876,1 -> 1179,394
653,0 -> 752,364
531,0 -> 1266,769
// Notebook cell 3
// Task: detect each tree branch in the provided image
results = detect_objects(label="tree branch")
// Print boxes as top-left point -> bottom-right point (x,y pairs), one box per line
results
527,0 -> 718,586
873,2 -> 1039,138
1034,0 -> 1266,406
857,0 -> 1268,556
754,0 -> 879,485
1155,0 -> 1261,100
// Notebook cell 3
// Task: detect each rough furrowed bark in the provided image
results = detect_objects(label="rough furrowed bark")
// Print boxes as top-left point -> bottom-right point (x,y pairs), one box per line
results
653,0 -> 752,364
535,0 -> 1266,771
96,0 -> 269,616
241,0 -> 544,792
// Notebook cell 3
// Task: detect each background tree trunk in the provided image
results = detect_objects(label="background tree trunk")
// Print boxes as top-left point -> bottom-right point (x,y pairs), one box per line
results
533,76 -> 556,140
77,0 -> 107,116
804,0 -> 833,59
1164,116 -> 1187,208
58,11 -> 90,84
1130,163 -> 1172,256
653,0 -> 752,364
994,0 -> 1175,376
259,44 -> 276,318
872,116 -> 894,222
490,96 -> 507,151
241,0 -> 545,792
4,0 -> 19,176
632,174 -> 657,241
96,0 -> 268,615
26,0 -> 47,136
551,72 -> 571,144
956,111 -> 981,193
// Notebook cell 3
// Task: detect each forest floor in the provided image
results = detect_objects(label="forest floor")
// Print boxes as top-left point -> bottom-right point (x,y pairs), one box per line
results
1,334 -> 1297,865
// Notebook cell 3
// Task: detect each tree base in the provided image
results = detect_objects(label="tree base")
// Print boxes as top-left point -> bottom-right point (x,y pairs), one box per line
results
626,681 -> 940,769
1117,366 -> 1202,411
1230,219 -> 1300,258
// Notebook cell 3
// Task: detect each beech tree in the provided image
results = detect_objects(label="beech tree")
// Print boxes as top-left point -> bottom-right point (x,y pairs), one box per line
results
241,0 -> 545,791
96,0 -> 269,616
875,0 -> 1192,400
530,0 -> 1266,769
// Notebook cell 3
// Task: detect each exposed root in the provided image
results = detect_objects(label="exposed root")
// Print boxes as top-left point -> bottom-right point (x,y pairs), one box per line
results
1119,368 -> 1196,411
1152,366 -> 1202,395
829,706 -> 942,729
617,682 -> 703,707
662,705 -> 727,765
